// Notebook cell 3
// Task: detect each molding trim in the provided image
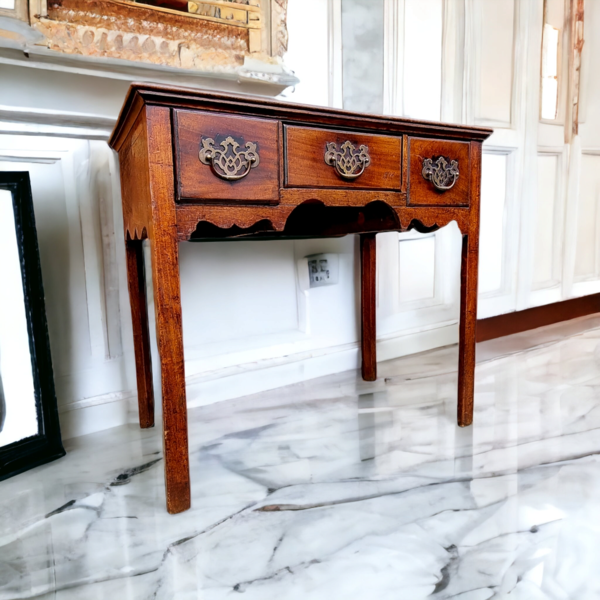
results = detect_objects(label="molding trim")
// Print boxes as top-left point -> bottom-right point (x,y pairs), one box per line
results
477,292 -> 600,342
0,47 -> 296,96
327,0 -> 343,109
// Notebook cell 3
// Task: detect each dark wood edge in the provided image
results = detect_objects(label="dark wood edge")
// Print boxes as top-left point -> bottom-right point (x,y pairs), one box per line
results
111,92 -> 146,154
174,200 -> 473,240
477,293 -> 600,342
401,135 -> 408,194
171,107 -> 183,203
277,121 -> 284,193
0,172 -> 65,482
109,83 -> 493,151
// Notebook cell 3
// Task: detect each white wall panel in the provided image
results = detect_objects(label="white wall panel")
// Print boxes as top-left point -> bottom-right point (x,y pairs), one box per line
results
403,0 -> 442,121
179,241 -> 300,345
574,154 -> 600,280
398,237 -> 436,303
567,0 -> 600,298
479,153 -> 507,295
533,154 -> 559,288
470,0 -> 527,317
0,138 -> 136,441
473,0 -> 515,126
576,0 -> 598,134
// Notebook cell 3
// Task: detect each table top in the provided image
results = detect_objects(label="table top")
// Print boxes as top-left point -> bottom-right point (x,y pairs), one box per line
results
109,83 -> 492,152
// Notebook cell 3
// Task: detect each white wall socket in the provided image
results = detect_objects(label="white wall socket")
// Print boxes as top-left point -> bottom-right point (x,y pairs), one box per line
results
305,253 -> 339,288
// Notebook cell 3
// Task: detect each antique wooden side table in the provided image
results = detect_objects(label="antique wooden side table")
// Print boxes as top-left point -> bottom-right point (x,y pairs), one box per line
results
109,84 -> 492,513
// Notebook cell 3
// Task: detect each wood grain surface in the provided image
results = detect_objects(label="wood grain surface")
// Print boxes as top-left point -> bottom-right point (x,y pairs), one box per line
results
119,109 -> 152,241
147,106 -> 191,514
285,126 -> 402,190
174,109 -> 279,203
125,239 -> 155,429
408,137 -> 471,207
456,141 -> 482,427
360,233 -> 377,381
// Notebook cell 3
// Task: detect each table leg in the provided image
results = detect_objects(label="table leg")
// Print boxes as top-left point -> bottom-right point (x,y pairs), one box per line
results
457,233 -> 479,427
360,233 -> 377,381
149,232 -> 191,514
125,239 -> 155,429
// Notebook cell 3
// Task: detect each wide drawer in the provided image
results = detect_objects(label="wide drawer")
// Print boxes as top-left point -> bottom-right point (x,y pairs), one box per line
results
285,125 -> 402,190
174,110 -> 280,203
407,137 -> 471,207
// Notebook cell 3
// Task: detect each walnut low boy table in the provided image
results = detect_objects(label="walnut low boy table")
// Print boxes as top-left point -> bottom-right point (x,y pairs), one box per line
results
109,84 -> 492,514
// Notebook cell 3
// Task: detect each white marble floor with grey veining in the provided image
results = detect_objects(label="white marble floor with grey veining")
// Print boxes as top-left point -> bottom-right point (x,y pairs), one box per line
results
3,315 -> 600,599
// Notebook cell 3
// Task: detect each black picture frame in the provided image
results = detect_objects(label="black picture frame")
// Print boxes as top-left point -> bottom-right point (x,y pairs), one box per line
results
0,172 -> 65,481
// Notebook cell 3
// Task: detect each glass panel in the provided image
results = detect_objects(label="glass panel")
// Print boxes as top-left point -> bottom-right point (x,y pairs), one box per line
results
0,190 -> 38,446
0,0 -> 16,9
541,23 -> 560,120
341,0 -> 385,114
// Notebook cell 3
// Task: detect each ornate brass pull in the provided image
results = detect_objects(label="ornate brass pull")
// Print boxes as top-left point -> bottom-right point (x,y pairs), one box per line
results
324,141 -> 371,179
422,156 -> 459,191
198,135 -> 260,181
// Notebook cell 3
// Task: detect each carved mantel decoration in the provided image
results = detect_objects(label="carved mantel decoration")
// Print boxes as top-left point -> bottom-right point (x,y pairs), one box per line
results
25,0 -> 290,78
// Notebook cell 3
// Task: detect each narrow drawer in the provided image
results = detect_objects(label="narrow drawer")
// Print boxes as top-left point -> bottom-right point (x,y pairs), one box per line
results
285,125 -> 402,190
174,110 -> 280,203
407,137 -> 471,207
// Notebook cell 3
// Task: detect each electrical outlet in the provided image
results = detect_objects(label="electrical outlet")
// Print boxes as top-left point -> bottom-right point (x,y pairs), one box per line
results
306,253 -> 339,288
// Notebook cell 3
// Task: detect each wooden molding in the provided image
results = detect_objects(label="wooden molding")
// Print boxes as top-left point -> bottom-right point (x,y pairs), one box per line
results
477,293 -> 600,342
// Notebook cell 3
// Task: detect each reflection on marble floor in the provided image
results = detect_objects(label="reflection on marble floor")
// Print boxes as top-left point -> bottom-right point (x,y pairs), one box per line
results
3,316 -> 600,599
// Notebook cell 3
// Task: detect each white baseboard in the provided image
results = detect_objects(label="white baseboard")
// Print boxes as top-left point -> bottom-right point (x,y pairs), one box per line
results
59,393 -> 133,440
58,321 -> 458,439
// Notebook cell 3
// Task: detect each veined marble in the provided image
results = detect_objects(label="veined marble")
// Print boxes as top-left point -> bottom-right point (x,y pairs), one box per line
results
3,317 -> 600,599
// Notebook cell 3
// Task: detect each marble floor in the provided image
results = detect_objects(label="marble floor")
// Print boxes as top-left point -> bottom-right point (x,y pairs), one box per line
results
3,316 -> 600,599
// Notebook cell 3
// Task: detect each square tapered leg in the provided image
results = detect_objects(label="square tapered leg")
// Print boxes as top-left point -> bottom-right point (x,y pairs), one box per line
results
125,238 -> 155,429
360,233 -> 377,381
457,233 -> 479,427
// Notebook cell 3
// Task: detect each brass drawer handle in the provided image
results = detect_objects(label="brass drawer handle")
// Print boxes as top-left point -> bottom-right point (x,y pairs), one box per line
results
199,135 -> 260,181
422,156 -> 459,191
324,141 -> 371,179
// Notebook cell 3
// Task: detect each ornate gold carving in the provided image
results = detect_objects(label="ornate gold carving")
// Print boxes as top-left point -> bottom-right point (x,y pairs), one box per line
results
324,141 -> 371,180
271,0 -> 288,57
198,135 -> 260,180
31,0 -> 291,72
422,156 -> 459,191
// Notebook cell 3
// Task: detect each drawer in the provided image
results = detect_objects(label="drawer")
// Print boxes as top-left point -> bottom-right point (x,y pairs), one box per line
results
174,110 -> 280,203
285,125 -> 402,190
407,138 -> 471,207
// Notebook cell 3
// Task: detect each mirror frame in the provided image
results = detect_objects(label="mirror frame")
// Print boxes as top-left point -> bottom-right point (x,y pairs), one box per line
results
0,172 -> 65,481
